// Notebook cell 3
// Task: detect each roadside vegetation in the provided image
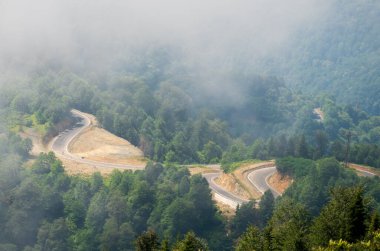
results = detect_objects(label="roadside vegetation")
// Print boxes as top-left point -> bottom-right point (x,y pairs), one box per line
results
2,137 -> 380,250
1,56 -> 380,250
0,0 -> 379,250
1,46 -> 380,251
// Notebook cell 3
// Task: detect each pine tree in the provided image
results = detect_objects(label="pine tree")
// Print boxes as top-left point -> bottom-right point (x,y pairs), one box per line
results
172,232 -> 209,251
296,135 -> 309,158
310,186 -> 369,247
235,226 -> 263,251
267,198 -> 310,250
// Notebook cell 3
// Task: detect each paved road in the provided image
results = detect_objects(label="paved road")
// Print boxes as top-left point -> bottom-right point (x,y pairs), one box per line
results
203,172 -> 249,208
50,110 -> 145,170
51,110 -> 281,206
247,166 -> 281,198
202,165 -> 282,208
51,110 -> 245,205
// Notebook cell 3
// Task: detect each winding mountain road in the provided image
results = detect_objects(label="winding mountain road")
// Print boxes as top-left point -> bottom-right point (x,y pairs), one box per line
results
50,110 -> 144,170
247,166 -> 281,198
202,165 -> 281,208
203,172 -> 249,208
51,109 -> 281,207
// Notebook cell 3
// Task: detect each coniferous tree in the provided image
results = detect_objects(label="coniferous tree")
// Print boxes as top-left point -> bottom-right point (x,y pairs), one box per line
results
259,190 -> 275,228
235,226 -> 263,251
172,232 -> 209,251
135,230 -> 160,251
309,186 -> 370,247
267,198 -> 310,250
295,135 -> 309,158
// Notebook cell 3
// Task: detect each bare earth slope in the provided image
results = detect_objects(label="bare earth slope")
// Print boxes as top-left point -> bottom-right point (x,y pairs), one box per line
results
69,126 -> 145,166
268,172 -> 292,194
214,174 -> 252,200
214,161 -> 279,200
51,110 -> 146,175
20,128 -> 47,156
348,163 -> 378,177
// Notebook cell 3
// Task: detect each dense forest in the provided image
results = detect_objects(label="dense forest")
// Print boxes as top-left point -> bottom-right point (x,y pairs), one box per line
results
0,0 -> 379,250
260,0 -> 380,115
2,132 -> 380,250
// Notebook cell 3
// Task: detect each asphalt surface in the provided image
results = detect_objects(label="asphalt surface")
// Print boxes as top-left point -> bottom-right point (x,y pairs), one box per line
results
247,166 -> 281,198
203,172 -> 249,208
50,110 -> 376,211
51,110 -> 281,206
50,110 -> 145,170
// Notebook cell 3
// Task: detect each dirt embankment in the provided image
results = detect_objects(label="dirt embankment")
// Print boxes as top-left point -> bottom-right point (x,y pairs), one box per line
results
20,128 -> 48,156
23,110 -> 147,175
188,165 -> 238,217
237,161 -> 275,199
60,158 -> 121,176
267,172 -> 292,194
214,161 -> 276,200
69,126 -> 145,166
348,163 -> 379,176
213,194 -> 236,219
215,173 -> 252,200
62,112 -> 146,175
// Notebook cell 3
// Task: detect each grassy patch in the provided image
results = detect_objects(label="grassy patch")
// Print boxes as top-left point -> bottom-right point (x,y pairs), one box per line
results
222,159 -> 262,173
28,113 -> 50,135
7,112 -> 50,136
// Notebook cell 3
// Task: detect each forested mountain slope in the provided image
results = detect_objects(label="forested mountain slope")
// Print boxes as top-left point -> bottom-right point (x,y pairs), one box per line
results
0,0 -> 380,250
267,0 -> 380,114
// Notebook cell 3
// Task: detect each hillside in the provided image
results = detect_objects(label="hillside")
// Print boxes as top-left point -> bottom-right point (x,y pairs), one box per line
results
0,0 -> 380,250
271,0 -> 380,115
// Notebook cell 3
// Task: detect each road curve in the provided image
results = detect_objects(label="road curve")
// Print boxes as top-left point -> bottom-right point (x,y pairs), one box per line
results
51,110 -> 281,206
247,166 -> 281,198
203,172 -> 249,208
202,165 -> 282,208
50,110 -> 145,170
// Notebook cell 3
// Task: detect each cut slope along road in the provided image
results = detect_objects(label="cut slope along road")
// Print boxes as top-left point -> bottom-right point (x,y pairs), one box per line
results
203,165 -> 282,209
247,166 -> 281,198
50,110 -> 145,170
203,172 -> 249,208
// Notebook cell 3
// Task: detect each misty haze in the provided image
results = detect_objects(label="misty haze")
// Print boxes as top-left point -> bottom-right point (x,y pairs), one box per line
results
0,0 -> 379,250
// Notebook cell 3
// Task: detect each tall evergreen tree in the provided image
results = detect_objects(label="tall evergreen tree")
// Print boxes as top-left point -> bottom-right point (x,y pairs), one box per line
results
309,186 -> 370,247
267,198 -> 310,250
234,226 -> 263,251
295,135 -> 309,158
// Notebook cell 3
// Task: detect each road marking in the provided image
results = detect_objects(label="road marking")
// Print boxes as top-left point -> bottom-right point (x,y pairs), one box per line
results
247,166 -> 281,197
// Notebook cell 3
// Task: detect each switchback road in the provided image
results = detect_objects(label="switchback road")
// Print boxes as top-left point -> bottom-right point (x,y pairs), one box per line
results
51,110 -> 280,207
247,166 -> 281,198
202,165 -> 282,208
203,172 -> 249,208
50,110 -> 145,170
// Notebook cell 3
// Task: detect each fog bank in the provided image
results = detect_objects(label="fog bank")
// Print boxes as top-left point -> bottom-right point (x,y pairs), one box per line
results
0,0 -> 333,72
